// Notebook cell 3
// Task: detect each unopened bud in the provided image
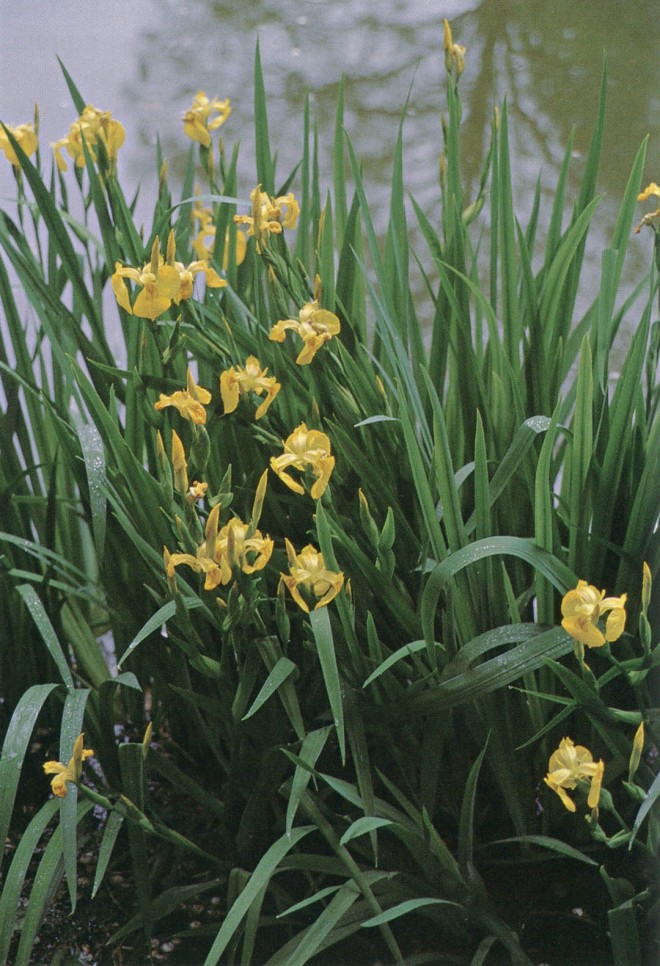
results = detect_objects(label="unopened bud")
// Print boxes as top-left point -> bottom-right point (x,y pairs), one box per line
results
628,721 -> 644,781
642,561 -> 652,614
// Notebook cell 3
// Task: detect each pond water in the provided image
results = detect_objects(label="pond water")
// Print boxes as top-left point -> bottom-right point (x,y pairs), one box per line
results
2,0 -> 659,341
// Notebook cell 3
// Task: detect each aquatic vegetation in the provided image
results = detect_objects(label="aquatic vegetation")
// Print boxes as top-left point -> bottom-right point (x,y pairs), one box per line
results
0,22 -> 657,966
543,736 -> 604,813
280,540 -> 345,612
269,299 -> 341,364
561,580 -> 627,648
43,735 -> 94,799
220,355 -> 281,419
270,423 -> 335,498
0,120 -> 38,165
183,90 -> 231,147
52,103 -> 125,171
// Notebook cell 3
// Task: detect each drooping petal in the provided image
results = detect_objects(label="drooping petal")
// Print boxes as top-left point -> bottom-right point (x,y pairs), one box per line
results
111,271 -> 134,314
604,601 -> 626,642
638,182 -> 660,202
220,369 -> 240,414
133,284 -> 173,321
561,615 -> 605,648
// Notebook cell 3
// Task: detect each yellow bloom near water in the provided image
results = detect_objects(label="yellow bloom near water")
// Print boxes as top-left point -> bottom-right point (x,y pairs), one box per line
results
0,122 -> 38,166
43,733 -> 94,798
183,92 -> 231,148
270,423 -> 335,499
443,19 -> 466,78
280,540 -> 344,612
220,355 -> 281,419
269,300 -> 341,365
154,368 -> 212,426
52,104 -> 125,172
112,231 -> 226,320
561,579 -> 627,649
165,505 -> 273,592
234,185 -> 300,250
638,182 -> 660,203
112,234 -> 181,321
543,736 -> 604,813
635,182 -> 660,233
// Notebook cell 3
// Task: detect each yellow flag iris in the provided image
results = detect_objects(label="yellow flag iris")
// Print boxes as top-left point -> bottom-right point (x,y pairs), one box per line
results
154,369 -> 212,426
0,122 -> 38,166
280,540 -> 344,612
270,423 -> 335,499
561,580 -> 627,649
234,185 -> 300,251
183,92 -> 231,148
52,104 -> 125,172
165,505 -> 273,592
43,734 -> 94,798
543,737 -> 604,813
220,356 -> 281,419
269,300 -> 341,365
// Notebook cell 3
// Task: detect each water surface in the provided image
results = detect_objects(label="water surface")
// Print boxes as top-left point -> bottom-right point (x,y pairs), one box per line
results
2,1 -> 659,337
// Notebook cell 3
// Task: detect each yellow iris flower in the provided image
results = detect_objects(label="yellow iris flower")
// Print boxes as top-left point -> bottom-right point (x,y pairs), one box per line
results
52,104 -> 125,172
561,580 -> 627,649
543,737 -> 604,812
174,255 -> 226,302
280,540 -> 344,612
234,185 -> 300,251
270,423 -> 335,499
112,230 -> 225,321
112,234 -> 182,320
154,368 -> 212,426
638,183 -> 660,204
443,19 -> 466,79
43,733 -> 94,799
183,92 -> 231,148
220,355 -> 281,419
269,300 -> 341,365
0,122 -> 38,166
635,182 -> 660,233
165,505 -> 273,591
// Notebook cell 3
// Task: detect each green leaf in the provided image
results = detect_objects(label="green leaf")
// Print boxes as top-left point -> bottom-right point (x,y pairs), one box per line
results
0,800 -> 59,962
272,881 -> 360,966
253,38 -> 275,194
59,688 -> 90,912
396,627 -> 573,717
362,897 -> 463,928
16,584 -> 74,691
421,537 -> 576,648
285,726 -> 333,837
92,808 -> 125,898
458,737 -> 490,874
362,639 -> 443,688
0,684 -> 59,877
203,827 -> 314,966
630,767 -> 660,848
339,816 -> 393,847
486,835 -> 598,865
76,422 -> 107,561
14,800 -> 94,966
117,599 -> 203,669
242,656 -> 298,720
310,607 -> 346,764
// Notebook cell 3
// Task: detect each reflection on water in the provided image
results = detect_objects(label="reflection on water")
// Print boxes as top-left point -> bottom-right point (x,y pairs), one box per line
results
1,0 -> 659,326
